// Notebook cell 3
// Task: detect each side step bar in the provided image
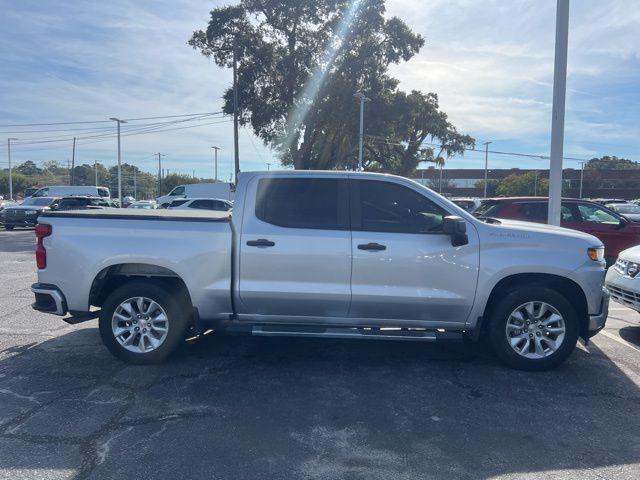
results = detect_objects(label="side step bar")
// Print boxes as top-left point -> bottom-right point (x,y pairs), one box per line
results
251,325 -> 463,342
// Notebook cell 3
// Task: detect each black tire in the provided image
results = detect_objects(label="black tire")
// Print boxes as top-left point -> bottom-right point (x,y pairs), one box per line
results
488,286 -> 579,371
99,281 -> 188,364
4,225 -> 15,230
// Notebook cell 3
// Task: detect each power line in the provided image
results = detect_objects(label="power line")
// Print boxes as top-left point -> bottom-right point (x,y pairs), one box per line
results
11,114 -> 223,145
365,135 -> 618,164
0,111 -> 223,128
11,116 -> 230,147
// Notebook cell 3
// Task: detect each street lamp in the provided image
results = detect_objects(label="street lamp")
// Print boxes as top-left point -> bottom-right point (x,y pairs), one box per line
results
482,141 -> 492,198
7,138 -> 18,200
211,146 -> 220,181
109,117 -> 127,205
354,92 -> 370,171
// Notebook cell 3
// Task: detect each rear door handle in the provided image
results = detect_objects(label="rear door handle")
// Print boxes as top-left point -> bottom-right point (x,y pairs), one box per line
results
357,242 -> 386,251
246,238 -> 275,247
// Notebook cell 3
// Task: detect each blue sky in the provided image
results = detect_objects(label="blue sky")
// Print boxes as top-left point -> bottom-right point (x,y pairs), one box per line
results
0,0 -> 638,179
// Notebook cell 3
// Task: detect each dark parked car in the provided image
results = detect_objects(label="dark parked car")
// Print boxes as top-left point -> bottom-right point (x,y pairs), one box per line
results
2,197 -> 59,230
53,196 -> 113,211
475,197 -> 640,263
605,203 -> 640,222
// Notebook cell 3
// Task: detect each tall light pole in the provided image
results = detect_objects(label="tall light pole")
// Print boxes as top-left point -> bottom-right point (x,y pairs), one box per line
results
354,92 -> 369,171
155,153 -> 165,196
94,160 -> 98,187
232,43 -> 240,183
109,117 -> 127,205
482,141 -> 492,198
547,0 -> 570,226
266,162 -> 272,171
579,161 -> 585,199
7,138 -> 17,200
211,146 -> 220,181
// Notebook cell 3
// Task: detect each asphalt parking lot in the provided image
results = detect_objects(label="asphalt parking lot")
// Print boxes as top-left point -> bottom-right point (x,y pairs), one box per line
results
1,228 -> 639,479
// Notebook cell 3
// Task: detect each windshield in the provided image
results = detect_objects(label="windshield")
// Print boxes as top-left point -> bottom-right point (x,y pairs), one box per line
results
22,197 -> 54,206
611,204 -> 640,214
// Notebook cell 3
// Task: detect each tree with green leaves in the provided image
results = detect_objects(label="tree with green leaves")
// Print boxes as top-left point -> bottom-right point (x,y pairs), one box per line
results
190,0 -> 473,175
586,156 -> 639,170
496,172 -> 548,197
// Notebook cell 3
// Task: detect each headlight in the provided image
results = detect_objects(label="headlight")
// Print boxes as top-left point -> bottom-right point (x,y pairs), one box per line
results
588,247 -> 604,262
627,262 -> 640,278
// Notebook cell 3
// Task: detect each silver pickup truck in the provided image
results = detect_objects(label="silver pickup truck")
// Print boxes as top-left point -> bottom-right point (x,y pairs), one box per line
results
31,171 -> 609,370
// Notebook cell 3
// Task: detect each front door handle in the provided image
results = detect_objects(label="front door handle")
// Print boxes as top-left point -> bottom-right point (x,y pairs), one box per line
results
246,238 -> 275,247
358,242 -> 386,251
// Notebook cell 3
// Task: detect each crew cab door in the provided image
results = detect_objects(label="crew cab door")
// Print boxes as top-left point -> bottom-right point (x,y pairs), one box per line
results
237,176 -> 352,318
349,179 -> 479,325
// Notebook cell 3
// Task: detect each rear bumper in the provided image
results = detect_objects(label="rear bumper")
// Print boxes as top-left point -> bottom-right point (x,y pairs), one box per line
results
3,219 -> 37,227
587,287 -> 609,337
31,283 -> 68,316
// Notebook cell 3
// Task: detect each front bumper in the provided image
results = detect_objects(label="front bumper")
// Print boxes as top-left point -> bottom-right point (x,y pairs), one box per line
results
605,266 -> 640,313
586,287 -> 609,337
3,217 -> 38,227
31,283 -> 68,316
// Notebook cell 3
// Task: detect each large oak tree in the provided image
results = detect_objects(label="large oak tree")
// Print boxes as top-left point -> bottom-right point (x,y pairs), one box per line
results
190,0 -> 473,174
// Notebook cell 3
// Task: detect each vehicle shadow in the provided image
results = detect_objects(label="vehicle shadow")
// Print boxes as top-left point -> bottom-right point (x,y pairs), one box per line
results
0,327 -> 638,479
619,325 -> 640,348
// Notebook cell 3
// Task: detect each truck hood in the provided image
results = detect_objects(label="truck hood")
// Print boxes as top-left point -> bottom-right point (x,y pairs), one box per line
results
484,217 -> 603,246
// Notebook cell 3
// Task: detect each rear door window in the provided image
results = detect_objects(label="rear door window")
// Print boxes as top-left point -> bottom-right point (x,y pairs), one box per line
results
169,199 -> 189,207
256,178 -> 348,230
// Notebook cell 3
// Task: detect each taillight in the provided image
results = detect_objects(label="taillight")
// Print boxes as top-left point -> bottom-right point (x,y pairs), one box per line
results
35,223 -> 52,269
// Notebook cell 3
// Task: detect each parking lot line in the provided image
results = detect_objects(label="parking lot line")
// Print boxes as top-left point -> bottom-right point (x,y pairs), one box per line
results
600,329 -> 640,354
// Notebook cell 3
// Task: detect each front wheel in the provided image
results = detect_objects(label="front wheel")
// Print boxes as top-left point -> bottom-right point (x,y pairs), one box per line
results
99,281 -> 188,364
4,225 -> 15,230
488,287 -> 579,371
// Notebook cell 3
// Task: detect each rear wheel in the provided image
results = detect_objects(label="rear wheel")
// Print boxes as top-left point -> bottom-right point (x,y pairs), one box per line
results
488,287 -> 579,371
4,225 -> 14,230
99,281 -> 188,364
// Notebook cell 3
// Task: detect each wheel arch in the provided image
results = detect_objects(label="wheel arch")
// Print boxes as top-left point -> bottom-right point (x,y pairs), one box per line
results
89,263 -> 193,316
479,273 -> 589,340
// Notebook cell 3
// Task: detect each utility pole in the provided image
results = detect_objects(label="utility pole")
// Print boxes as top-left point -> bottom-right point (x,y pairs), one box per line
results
70,137 -> 76,186
155,153 -> 165,195
7,138 -> 17,200
547,0 -> 570,226
482,141 -> 492,198
133,169 -> 137,199
354,92 -> 369,171
438,160 -> 444,194
232,43 -> 240,183
109,117 -> 127,206
266,162 -> 271,171
579,161 -> 585,199
94,160 -> 98,186
534,170 -> 539,196
211,146 -> 220,181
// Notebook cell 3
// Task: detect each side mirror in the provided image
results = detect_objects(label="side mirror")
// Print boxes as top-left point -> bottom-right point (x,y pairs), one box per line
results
442,215 -> 468,246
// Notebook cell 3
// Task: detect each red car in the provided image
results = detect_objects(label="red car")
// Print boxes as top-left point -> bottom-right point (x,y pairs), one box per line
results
475,197 -> 640,263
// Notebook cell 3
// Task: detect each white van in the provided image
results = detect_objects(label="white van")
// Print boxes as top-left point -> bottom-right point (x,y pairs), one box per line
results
32,186 -> 111,198
156,182 -> 234,208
